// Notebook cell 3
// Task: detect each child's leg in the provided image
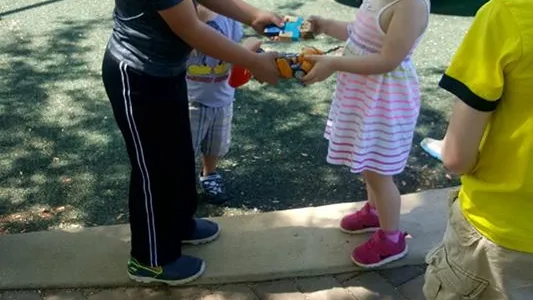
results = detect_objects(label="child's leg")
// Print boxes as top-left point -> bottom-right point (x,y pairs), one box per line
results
350,170 -> 406,268
199,102 -> 233,204
189,102 -> 210,161
200,103 -> 232,174
363,170 -> 401,233
365,180 -> 377,208
103,54 -> 218,283
339,178 -> 380,234
201,156 -> 219,176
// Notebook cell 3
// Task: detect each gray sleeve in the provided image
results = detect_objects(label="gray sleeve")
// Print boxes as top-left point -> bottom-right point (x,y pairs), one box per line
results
151,0 -> 185,11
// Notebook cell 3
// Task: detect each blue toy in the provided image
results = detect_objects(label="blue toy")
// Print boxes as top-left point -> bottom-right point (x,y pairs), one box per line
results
264,16 -> 314,42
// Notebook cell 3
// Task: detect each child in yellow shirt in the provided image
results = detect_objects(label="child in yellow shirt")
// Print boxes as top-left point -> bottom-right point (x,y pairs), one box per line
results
423,0 -> 533,298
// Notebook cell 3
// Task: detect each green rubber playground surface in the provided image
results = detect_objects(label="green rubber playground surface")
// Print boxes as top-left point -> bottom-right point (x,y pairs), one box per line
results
0,0 -> 481,233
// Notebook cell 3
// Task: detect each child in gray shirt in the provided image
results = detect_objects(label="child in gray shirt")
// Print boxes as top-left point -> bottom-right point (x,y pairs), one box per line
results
187,5 -> 262,204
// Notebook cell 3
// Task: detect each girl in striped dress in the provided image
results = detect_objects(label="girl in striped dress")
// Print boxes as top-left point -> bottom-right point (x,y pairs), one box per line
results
303,0 -> 430,268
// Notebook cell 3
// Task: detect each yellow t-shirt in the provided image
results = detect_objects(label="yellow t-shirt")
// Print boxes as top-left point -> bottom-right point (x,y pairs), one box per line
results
439,0 -> 533,253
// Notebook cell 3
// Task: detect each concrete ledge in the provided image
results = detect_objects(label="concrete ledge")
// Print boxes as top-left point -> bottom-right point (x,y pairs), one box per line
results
0,187 -> 457,290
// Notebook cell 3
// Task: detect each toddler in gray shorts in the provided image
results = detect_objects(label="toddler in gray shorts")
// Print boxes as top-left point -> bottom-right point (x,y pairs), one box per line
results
186,5 -> 261,204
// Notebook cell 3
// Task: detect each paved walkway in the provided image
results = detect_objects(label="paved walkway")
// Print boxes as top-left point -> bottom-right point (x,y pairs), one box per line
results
0,189 -> 453,290
0,189 -> 451,299
0,265 -> 427,300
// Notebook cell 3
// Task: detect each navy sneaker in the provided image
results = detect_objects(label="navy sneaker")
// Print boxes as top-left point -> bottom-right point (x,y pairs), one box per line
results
127,255 -> 205,285
182,218 -> 220,245
200,172 -> 229,205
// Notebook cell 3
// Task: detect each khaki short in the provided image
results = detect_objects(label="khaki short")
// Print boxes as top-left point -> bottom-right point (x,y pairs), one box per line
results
423,189 -> 533,300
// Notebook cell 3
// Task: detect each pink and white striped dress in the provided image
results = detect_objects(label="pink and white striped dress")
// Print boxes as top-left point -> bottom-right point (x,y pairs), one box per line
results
324,0 -> 429,175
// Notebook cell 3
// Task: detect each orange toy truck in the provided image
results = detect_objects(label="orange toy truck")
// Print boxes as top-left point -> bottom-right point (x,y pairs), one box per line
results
229,46 -> 338,87
275,46 -> 324,80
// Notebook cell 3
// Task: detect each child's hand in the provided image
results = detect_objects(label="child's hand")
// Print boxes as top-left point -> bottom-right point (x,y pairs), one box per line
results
301,55 -> 336,85
251,11 -> 285,36
242,37 -> 263,52
249,51 -> 280,85
307,15 -> 326,36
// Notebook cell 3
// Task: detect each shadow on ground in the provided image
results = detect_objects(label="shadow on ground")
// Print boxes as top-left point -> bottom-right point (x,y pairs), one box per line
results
0,17 -> 128,232
198,65 -> 458,218
0,1 -> 459,232
334,0 -> 487,16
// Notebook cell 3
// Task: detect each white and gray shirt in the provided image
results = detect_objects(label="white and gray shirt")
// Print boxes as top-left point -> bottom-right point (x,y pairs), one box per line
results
186,15 -> 243,107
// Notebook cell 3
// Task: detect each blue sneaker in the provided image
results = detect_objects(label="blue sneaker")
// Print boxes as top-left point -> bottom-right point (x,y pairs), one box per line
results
182,218 -> 220,245
200,172 -> 229,205
127,255 -> 205,285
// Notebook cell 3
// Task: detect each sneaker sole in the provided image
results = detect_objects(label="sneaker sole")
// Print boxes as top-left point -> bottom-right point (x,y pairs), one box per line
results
128,261 -> 206,286
351,245 -> 409,269
182,225 -> 221,245
340,226 -> 380,235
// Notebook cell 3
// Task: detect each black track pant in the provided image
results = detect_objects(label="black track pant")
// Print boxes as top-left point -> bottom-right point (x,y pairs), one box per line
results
102,51 -> 197,267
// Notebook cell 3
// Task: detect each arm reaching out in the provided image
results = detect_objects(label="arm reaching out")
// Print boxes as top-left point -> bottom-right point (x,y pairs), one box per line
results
333,0 -> 428,75
198,0 -> 284,34
301,0 -> 428,84
308,15 -> 350,41
158,0 -> 279,84
241,37 -> 263,52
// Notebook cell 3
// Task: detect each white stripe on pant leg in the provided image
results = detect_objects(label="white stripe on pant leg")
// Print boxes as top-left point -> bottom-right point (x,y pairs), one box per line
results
119,62 -> 157,266
123,63 -> 158,266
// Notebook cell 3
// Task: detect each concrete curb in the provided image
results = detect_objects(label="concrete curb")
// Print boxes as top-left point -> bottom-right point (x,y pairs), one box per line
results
0,187 -> 456,290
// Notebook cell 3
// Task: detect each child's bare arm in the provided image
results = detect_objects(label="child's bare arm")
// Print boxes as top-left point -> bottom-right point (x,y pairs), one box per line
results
199,0 -> 259,26
199,0 -> 284,33
308,16 -> 349,41
159,1 -> 255,66
195,4 -> 216,23
436,0 -> 521,175
330,0 -> 428,74
441,100 -> 491,174
241,37 -> 263,52
158,0 -> 279,84
322,19 -> 350,41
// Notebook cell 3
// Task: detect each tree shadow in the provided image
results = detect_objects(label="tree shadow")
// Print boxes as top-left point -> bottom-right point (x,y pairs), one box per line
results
276,1 -> 309,12
0,17 -> 128,232
334,0 -> 362,8
1,2 -> 459,233
334,0 -> 487,17
197,63 -> 458,218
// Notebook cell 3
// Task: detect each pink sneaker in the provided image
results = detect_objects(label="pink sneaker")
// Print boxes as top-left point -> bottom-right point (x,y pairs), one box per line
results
351,230 -> 408,268
340,202 -> 380,234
